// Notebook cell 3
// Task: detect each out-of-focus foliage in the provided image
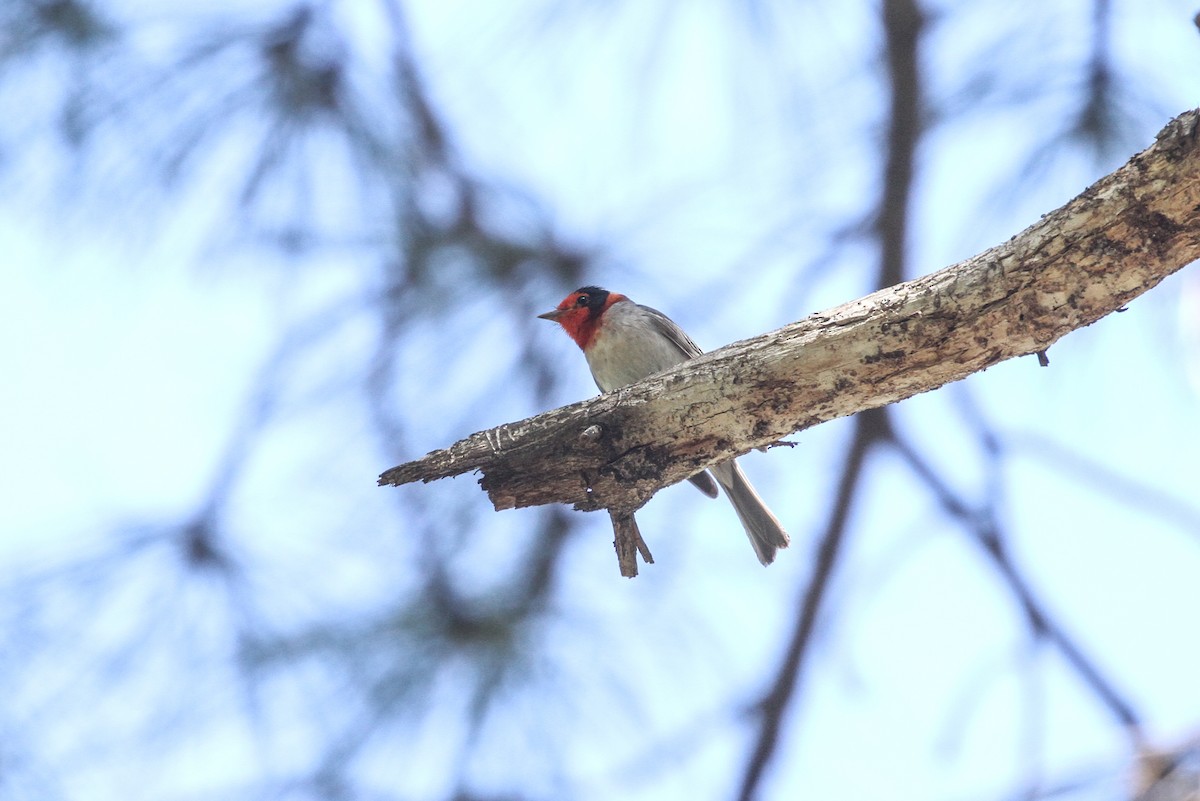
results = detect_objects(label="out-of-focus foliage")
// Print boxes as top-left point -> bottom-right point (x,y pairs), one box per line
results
3,2 -> 1199,801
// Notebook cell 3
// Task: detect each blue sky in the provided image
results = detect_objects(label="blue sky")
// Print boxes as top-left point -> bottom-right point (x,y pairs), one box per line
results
2,1 -> 1199,800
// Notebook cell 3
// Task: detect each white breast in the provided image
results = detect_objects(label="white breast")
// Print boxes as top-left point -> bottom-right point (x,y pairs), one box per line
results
584,300 -> 692,392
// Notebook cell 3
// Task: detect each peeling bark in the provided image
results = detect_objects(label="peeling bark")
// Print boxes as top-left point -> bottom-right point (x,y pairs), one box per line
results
380,109 -> 1200,552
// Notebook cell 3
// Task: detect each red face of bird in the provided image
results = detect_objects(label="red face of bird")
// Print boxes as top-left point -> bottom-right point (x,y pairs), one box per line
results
537,286 -> 622,349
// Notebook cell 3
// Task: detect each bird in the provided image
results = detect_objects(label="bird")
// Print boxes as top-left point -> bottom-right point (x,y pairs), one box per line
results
538,285 -> 790,565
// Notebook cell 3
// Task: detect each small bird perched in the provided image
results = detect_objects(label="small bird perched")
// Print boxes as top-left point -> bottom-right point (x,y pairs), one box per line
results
538,286 -> 790,565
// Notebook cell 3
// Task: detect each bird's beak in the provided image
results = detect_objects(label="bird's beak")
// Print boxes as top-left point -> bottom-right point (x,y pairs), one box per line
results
537,308 -> 566,321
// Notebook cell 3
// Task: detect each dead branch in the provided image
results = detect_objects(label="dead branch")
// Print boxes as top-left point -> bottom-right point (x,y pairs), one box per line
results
380,109 -> 1200,565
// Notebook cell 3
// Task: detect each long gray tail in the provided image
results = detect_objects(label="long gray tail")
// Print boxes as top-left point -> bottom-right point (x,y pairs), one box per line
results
709,460 -> 790,565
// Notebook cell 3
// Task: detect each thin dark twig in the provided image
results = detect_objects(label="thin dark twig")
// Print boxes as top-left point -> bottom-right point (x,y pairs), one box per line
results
1008,431 -> 1200,541
891,434 -> 1143,737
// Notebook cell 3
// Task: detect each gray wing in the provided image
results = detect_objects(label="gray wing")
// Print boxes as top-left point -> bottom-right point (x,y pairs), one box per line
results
636,303 -> 704,359
637,303 -> 716,498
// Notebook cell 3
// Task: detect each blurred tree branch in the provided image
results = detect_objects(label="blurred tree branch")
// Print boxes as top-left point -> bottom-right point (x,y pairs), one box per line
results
380,107 -> 1200,574
5,1 -> 1199,798
739,0 -> 925,793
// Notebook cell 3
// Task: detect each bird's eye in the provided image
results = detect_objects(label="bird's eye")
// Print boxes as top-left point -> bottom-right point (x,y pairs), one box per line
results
576,295 -> 589,307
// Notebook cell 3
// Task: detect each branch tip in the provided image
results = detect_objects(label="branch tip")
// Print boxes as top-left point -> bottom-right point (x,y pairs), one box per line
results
609,509 -> 653,577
